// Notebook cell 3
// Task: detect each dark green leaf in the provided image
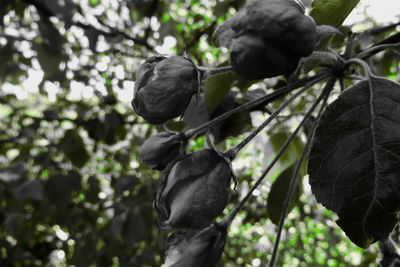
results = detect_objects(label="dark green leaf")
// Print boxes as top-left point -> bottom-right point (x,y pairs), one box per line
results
308,77 -> 400,248
59,129 -> 89,168
310,0 -> 360,28
203,72 -> 234,113
183,95 -> 209,129
84,118 -> 106,141
45,173 -> 80,205
123,208 -> 145,247
114,175 -> 138,196
0,41 -> 14,79
37,18 -> 62,50
266,165 -> 302,225
35,43 -> 63,78
16,180 -> 44,201
270,132 -> 304,172
86,175 -> 100,203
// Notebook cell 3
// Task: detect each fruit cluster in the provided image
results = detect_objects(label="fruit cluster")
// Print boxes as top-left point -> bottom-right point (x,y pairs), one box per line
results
131,0 -> 318,265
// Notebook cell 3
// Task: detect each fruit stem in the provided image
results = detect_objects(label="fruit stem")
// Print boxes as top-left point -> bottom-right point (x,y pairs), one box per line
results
268,77 -> 335,267
197,66 -> 233,79
184,71 -> 331,139
220,77 -> 334,228
224,73 -> 329,160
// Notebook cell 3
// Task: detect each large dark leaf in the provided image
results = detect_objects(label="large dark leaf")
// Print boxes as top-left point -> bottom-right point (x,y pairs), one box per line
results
308,77 -> 400,248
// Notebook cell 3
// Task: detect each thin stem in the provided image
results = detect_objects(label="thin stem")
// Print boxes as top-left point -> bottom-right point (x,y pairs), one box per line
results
220,78 -> 333,227
184,71 -> 331,140
356,42 -> 400,59
197,66 -> 233,78
268,78 -> 336,267
184,72 -> 331,139
346,58 -> 375,78
225,73 -> 329,160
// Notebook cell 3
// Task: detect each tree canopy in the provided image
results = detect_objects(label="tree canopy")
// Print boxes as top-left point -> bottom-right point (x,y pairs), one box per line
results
0,0 -> 399,266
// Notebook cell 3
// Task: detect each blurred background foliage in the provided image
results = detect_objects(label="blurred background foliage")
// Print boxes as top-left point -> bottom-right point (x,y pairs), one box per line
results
0,0 -> 399,266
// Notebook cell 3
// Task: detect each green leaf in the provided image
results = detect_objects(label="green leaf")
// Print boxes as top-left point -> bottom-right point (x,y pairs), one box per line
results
0,41 -> 14,79
212,110 -> 252,143
203,72 -> 234,113
59,130 -> 89,168
270,132 -> 304,172
310,0 -> 360,27
266,165 -> 302,225
35,43 -> 63,78
45,173 -> 81,206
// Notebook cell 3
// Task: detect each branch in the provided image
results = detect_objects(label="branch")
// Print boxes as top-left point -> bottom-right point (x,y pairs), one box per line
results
357,32 -> 400,59
24,0 -> 153,49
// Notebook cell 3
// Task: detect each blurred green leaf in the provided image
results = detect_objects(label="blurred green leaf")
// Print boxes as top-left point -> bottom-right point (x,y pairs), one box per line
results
310,0 -> 360,27
58,129 -> 89,168
270,132 -> 304,171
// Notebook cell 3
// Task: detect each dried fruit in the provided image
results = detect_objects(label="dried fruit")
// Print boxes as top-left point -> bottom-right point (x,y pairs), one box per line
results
132,56 -> 199,124
164,223 -> 227,267
214,0 -> 317,79
154,149 -> 232,229
139,132 -> 187,170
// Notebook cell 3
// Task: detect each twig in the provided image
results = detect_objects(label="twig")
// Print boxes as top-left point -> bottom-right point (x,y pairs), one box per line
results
24,0 -> 153,49
220,77 -> 334,227
268,77 -> 336,267
225,73 -> 329,160
184,71 -> 331,139
356,42 -> 400,59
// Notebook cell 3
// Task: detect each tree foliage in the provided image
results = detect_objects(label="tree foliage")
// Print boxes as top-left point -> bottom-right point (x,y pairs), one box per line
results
0,0 -> 399,266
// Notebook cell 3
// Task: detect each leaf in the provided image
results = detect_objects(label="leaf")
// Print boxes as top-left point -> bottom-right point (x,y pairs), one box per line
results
308,77 -> 400,248
266,165 -> 302,225
37,18 -> 62,50
212,110 -> 252,143
35,43 -> 63,78
114,175 -> 138,196
45,172 -> 80,206
86,175 -> 100,203
270,132 -> 304,172
84,118 -> 106,141
16,180 -> 44,201
58,129 -> 89,168
0,41 -> 14,79
203,72 -> 234,113
183,95 -> 209,129
123,208 -> 145,247
310,0 -> 360,28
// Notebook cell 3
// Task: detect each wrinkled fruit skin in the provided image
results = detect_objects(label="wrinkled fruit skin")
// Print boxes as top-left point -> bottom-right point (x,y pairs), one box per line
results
132,56 -> 198,124
164,224 -> 227,267
139,132 -> 186,170
217,0 -> 317,79
155,149 -> 232,229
